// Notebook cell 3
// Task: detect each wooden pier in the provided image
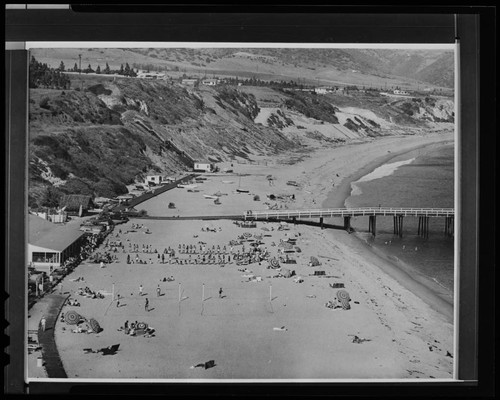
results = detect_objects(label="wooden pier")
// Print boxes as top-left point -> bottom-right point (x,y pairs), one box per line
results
244,207 -> 455,238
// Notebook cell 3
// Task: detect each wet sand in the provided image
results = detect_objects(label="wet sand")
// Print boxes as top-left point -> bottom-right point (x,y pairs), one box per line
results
32,131 -> 456,381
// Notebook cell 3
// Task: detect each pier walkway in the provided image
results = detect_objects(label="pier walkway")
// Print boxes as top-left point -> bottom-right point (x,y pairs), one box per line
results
243,207 -> 455,238
133,207 -> 454,238
243,207 -> 455,220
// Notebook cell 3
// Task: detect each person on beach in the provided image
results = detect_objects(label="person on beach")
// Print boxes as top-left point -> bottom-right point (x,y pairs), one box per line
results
219,288 -> 223,298
157,285 -> 161,297
139,284 -> 143,296
145,298 -> 149,312
40,316 -> 46,332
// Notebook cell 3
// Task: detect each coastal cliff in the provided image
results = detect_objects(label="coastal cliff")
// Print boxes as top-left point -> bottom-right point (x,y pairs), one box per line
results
29,78 -> 453,208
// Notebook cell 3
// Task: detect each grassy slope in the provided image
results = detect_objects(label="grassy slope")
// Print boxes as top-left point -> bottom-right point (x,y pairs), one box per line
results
28,77 -> 297,208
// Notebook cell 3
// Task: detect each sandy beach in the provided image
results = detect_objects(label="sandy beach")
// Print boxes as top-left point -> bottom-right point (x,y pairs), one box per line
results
30,131 -> 456,381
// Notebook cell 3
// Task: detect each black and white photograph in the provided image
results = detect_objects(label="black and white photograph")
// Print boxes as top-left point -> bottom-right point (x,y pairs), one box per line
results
24,43 -> 458,381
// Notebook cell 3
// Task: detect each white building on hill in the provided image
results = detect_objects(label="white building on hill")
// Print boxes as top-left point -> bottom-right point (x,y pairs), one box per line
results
145,175 -> 164,185
137,71 -> 165,79
202,78 -> 220,86
193,162 -> 215,173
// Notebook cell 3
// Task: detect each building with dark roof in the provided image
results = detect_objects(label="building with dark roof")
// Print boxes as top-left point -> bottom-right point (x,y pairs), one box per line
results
28,214 -> 87,271
59,194 -> 94,214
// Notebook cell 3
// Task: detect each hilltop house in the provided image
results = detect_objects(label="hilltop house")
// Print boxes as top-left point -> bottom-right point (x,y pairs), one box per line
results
137,71 -> 165,79
59,194 -> 94,216
202,78 -> 220,86
28,214 -> 87,272
393,89 -> 410,96
181,78 -> 199,87
314,87 -> 332,94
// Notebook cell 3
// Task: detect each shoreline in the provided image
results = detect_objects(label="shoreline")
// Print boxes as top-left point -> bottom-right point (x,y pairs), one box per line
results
319,135 -> 454,322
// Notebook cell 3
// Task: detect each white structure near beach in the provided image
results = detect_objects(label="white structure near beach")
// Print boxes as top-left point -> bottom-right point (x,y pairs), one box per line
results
145,175 -> 164,185
28,214 -> 86,271
193,161 -> 215,172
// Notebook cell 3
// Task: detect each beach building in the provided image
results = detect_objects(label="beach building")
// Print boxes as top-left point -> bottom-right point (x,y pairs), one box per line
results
193,161 -> 215,173
28,214 -> 87,271
59,194 -> 94,216
116,194 -> 135,204
145,175 -> 164,186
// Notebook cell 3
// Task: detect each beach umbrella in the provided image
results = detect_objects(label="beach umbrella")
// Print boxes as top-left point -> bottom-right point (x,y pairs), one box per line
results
65,310 -> 81,325
243,232 -> 252,238
294,246 -> 302,253
88,318 -> 102,333
336,289 -> 351,310
136,322 -> 148,330
310,256 -> 320,266
268,257 -> 280,269
261,227 -> 270,231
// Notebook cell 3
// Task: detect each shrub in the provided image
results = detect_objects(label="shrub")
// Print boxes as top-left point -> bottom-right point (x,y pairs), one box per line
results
253,195 -> 260,201
39,97 -> 50,109
138,209 -> 148,216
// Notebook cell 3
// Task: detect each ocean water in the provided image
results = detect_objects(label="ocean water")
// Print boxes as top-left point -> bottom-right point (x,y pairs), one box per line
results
344,143 -> 455,301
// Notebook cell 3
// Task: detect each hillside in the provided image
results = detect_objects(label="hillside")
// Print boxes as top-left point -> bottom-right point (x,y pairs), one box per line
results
28,74 -> 454,209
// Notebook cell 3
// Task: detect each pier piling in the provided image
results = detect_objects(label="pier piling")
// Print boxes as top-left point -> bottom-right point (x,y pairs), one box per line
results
368,215 -> 377,236
444,216 -> 454,237
320,217 -> 324,230
344,216 -> 351,231
393,215 -> 404,238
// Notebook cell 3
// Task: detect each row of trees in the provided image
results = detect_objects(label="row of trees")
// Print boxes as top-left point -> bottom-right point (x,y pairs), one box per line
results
60,60 -> 137,77
29,56 -> 71,89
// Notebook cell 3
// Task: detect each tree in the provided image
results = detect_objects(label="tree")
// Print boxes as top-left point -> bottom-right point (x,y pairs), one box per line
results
96,65 -> 101,74
103,62 -> 111,74
119,64 -> 124,75
84,64 -> 94,74
59,61 -> 65,71
124,63 -> 131,76
73,62 -> 78,72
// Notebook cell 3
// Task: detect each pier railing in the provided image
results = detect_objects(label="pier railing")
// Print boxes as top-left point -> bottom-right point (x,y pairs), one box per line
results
244,207 -> 455,220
